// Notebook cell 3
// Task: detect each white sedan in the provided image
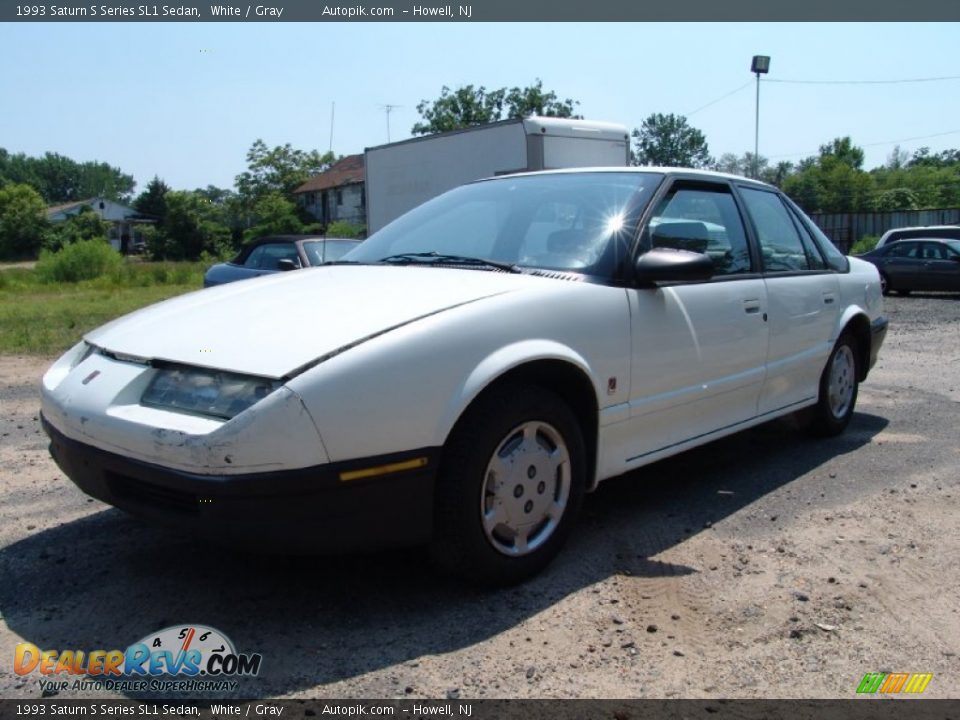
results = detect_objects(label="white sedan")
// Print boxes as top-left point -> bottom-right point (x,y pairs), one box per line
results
41,169 -> 888,584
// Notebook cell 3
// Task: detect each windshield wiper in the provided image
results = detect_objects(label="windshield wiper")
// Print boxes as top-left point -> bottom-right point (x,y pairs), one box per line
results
377,252 -> 521,273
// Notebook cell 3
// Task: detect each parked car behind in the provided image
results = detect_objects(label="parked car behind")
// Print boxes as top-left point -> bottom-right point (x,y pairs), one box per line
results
41,168 -> 887,585
859,237 -> 960,295
875,224 -> 960,249
203,235 -> 362,287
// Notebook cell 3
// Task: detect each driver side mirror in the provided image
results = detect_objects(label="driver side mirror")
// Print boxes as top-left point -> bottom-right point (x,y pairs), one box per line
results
277,258 -> 298,271
634,247 -> 714,286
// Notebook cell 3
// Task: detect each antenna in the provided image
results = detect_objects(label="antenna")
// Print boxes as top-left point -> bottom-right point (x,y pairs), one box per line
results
380,104 -> 402,142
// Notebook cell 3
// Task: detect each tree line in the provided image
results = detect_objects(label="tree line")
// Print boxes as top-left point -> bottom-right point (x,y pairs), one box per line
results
3,79 -> 959,261
413,83 -> 960,214
0,141 -> 345,261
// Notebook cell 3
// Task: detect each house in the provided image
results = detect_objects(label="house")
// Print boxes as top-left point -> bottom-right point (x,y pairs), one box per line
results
46,197 -> 155,254
294,154 -> 366,228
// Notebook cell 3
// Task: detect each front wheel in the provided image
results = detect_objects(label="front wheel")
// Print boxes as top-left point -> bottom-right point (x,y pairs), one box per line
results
430,384 -> 586,586
801,333 -> 861,437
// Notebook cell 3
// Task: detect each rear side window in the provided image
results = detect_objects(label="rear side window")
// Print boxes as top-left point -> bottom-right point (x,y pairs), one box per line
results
885,242 -> 922,258
645,186 -> 752,276
740,188 -> 825,273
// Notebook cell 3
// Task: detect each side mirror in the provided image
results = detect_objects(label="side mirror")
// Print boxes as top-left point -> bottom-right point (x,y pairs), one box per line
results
277,258 -> 298,271
634,247 -> 714,286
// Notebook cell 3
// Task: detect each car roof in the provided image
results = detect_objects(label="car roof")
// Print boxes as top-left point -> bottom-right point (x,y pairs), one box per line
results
880,225 -> 960,236
887,237 -> 957,243
473,166 -> 776,191
250,235 -> 361,245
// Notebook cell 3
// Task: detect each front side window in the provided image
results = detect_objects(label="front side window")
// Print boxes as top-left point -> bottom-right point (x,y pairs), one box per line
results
740,187 -> 820,273
245,243 -> 300,269
645,185 -> 752,276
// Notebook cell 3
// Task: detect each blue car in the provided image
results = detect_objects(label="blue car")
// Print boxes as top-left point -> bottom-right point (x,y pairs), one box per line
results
203,235 -> 362,287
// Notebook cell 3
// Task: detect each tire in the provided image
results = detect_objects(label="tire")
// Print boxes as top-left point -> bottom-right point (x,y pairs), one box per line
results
430,383 -> 586,586
802,332 -> 860,437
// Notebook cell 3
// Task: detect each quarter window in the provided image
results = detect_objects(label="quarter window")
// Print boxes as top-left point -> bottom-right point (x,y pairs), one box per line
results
645,186 -> 752,276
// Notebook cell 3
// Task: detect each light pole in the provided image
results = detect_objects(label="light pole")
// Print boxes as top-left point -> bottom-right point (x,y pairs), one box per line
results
751,55 -> 770,179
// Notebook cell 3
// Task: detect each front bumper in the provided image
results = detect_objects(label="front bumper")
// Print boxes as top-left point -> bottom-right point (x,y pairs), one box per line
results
43,414 -> 439,553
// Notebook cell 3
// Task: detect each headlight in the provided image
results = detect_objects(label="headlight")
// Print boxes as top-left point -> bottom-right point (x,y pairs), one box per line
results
141,366 -> 281,420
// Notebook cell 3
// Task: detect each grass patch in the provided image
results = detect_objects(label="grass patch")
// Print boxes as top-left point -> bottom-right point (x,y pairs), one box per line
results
0,261 -> 207,354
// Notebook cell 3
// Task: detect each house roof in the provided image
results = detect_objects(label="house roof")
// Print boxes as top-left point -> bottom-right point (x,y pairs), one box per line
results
294,154 -> 365,194
46,197 -> 155,222
46,199 -> 98,216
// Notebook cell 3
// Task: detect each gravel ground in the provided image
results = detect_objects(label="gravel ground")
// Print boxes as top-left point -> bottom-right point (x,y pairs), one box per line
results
1,293 -> 958,700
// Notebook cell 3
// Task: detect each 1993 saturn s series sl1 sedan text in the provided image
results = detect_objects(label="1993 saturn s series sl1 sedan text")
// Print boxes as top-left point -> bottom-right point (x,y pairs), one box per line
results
41,169 -> 888,584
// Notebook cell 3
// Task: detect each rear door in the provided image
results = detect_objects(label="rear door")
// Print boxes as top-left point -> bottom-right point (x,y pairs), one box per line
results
916,242 -> 960,291
737,186 -> 841,415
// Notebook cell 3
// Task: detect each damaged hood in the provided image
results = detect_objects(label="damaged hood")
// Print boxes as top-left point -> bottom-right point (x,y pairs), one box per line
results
85,265 -> 541,378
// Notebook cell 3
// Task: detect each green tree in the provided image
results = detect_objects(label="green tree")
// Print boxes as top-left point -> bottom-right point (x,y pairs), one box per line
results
713,152 -> 788,182
631,113 -> 711,169
504,79 -> 580,120
412,80 -> 581,135
235,140 -> 335,207
0,149 -> 135,203
908,146 -> 960,168
133,176 -> 171,223
783,137 -> 876,213
818,137 -> 865,170
873,187 -> 921,211
325,220 -> 365,238
0,183 -> 49,259
154,191 -> 231,260
44,206 -> 110,251
242,192 -> 304,243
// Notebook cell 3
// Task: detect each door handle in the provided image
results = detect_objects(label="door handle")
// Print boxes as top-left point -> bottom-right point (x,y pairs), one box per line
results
822,292 -> 836,305
743,299 -> 762,314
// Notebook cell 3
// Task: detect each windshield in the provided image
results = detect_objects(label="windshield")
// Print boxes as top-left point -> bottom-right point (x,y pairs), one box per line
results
303,239 -> 358,265
344,172 -> 664,279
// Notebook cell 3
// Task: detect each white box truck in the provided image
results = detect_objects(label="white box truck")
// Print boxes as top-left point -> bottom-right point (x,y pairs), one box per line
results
364,116 -> 630,233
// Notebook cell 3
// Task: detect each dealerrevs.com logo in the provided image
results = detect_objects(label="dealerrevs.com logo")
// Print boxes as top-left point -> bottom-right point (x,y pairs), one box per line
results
14,625 -> 262,693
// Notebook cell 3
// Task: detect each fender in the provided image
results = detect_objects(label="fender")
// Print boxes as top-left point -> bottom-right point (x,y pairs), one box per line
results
435,339 -> 599,449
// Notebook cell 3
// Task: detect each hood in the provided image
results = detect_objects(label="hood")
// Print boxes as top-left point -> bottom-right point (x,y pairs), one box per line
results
85,266 -> 546,378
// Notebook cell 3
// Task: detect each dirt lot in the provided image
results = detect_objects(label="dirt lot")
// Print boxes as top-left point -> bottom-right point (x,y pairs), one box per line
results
1,294 -> 958,700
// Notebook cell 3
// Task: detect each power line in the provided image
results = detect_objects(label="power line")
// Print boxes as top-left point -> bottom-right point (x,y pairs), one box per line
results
767,74 -> 960,86
767,129 -> 960,160
685,81 -> 753,116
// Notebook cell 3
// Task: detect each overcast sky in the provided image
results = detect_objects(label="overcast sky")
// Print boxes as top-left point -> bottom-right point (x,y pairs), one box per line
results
2,22 -> 957,193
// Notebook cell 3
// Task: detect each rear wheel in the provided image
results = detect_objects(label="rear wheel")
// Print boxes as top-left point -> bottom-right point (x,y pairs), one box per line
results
802,332 -> 860,437
430,384 -> 586,585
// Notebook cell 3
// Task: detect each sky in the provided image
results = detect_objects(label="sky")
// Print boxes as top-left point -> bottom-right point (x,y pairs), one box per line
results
1,22 -> 958,195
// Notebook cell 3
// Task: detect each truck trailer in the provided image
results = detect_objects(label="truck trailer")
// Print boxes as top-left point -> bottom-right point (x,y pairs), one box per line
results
364,116 -> 630,233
